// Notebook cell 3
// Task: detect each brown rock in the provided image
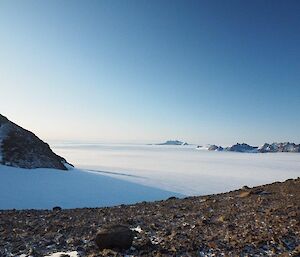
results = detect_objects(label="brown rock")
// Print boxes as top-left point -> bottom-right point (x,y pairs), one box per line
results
217,216 -> 225,223
239,191 -> 251,198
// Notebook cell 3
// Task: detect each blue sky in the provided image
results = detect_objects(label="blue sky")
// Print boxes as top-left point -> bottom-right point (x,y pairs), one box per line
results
0,0 -> 299,145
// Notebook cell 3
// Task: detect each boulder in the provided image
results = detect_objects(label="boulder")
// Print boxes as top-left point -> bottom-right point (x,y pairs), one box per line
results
52,206 -> 62,211
95,225 -> 134,250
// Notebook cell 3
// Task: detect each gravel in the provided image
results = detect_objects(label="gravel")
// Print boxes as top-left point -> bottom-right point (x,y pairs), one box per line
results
0,178 -> 299,257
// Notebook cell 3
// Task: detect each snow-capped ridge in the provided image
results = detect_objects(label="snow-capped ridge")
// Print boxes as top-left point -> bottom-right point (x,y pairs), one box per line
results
206,142 -> 300,153
258,142 -> 300,153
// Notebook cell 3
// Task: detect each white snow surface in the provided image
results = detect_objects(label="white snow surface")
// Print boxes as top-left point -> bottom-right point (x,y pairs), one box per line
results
0,164 -> 181,210
53,143 -> 300,196
1,142 -> 300,210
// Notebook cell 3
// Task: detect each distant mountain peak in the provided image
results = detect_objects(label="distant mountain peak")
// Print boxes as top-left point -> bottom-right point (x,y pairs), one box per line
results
0,114 -> 72,170
155,140 -> 189,146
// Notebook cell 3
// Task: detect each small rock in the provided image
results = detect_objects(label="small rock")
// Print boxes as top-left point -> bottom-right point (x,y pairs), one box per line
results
217,216 -> 225,223
239,191 -> 251,198
28,247 -> 42,257
53,206 -> 62,211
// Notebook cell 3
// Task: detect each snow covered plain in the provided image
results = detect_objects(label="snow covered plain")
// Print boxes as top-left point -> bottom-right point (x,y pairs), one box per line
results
1,143 -> 300,210
53,143 -> 300,196
0,164 -> 182,210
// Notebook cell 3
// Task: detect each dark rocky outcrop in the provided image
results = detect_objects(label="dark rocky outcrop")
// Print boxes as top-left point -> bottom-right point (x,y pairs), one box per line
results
0,114 -> 72,170
226,143 -> 258,153
95,225 -> 134,250
208,145 -> 224,151
208,145 -> 218,151
155,140 -> 188,146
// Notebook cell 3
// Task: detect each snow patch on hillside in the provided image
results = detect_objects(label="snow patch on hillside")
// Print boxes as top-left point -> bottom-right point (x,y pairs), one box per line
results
44,251 -> 79,257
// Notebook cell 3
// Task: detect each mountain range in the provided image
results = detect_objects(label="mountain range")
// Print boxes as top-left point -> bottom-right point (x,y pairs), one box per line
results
207,142 -> 300,153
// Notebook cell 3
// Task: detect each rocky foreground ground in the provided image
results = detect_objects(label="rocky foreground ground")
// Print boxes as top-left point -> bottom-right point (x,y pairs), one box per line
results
0,178 -> 299,257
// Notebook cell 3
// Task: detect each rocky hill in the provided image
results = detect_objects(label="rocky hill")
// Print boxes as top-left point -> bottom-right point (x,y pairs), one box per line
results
0,114 -> 71,170
0,178 -> 299,256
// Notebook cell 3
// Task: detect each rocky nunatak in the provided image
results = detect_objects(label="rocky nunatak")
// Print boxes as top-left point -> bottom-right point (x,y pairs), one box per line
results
0,114 -> 72,170
208,142 -> 300,153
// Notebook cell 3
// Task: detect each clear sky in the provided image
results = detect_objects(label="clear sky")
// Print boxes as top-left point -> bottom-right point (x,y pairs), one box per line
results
0,0 -> 299,145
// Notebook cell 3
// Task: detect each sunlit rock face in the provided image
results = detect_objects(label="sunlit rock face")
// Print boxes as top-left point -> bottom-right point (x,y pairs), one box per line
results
0,114 -> 71,170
